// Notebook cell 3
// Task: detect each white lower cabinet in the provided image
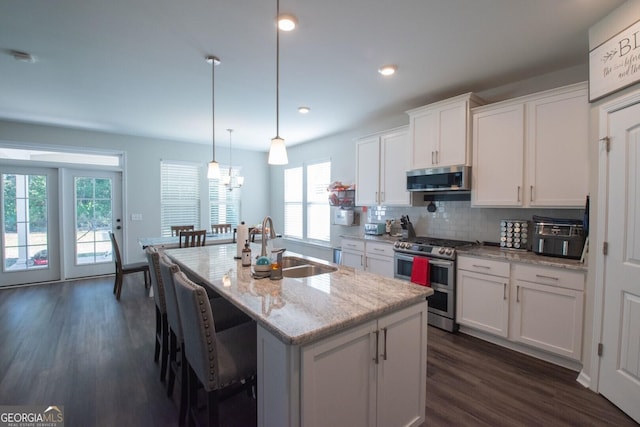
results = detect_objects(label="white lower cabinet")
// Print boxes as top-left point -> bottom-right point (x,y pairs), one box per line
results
364,241 -> 394,278
301,302 -> 427,427
457,255 -> 585,362
457,257 -> 510,337
510,264 -> 584,360
341,238 -> 365,270
341,238 -> 394,278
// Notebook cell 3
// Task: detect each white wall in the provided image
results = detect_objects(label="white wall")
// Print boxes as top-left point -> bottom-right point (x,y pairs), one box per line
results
0,120 -> 271,263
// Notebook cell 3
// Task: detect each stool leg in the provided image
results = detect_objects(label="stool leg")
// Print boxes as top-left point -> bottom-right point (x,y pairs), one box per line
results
160,314 -> 169,382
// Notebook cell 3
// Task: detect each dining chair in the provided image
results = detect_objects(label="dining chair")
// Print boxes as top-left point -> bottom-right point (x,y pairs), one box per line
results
172,270 -> 256,427
178,229 -> 207,248
211,223 -> 232,234
109,232 -> 150,300
171,225 -> 195,237
159,255 -> 252,425
145,246 -> 169,382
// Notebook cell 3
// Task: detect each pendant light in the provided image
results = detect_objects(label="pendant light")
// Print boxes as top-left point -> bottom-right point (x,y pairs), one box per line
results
206,55 -> 221,179
268,0 -> 289,165
223,129 -> 244,190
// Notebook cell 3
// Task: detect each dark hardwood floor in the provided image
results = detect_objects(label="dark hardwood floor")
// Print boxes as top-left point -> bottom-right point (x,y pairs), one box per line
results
0,276 -> 636,427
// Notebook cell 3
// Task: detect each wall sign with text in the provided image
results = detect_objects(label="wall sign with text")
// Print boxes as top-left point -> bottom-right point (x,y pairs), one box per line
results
589,19 -> 640,102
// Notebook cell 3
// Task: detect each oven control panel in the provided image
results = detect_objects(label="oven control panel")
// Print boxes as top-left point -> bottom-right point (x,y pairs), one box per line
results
393,241 -> 454,257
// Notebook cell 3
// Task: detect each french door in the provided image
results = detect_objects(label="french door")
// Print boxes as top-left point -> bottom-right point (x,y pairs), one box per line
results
62,169 -> 122,279
1,166 -> 60,286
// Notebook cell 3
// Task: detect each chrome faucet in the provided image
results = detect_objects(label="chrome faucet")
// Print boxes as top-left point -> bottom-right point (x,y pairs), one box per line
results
260,216 -> 277,257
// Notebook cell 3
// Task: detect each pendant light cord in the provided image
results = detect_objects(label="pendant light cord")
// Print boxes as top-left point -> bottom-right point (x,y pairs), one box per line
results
276,0 -> 280,139
212,58 -> 216,161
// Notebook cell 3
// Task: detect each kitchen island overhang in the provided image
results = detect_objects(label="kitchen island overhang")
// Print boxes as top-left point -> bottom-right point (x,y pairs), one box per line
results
165,243 -> 432,427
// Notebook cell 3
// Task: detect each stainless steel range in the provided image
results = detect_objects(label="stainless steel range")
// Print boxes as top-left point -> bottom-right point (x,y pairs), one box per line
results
393,237 -> 474,332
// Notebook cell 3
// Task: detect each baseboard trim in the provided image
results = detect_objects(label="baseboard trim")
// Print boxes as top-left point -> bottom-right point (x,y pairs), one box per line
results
576,370 -> 591,388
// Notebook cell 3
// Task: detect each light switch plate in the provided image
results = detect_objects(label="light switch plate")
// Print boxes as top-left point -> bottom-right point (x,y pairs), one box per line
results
131,213 -> 143,221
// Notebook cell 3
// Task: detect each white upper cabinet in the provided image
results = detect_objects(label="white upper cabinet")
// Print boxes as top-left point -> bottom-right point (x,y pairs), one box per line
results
407,93 -> 484,169
472,82 -> 589,208
355,126 -> 410,206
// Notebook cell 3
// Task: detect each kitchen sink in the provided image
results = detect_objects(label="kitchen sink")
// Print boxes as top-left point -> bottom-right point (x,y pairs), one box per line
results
281,256 -> 337,278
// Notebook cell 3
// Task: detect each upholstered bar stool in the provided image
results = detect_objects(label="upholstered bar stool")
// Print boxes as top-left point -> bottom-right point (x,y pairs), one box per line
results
158,254 -> 251,425
173,270 -> 257,427
144,246 -> 169,382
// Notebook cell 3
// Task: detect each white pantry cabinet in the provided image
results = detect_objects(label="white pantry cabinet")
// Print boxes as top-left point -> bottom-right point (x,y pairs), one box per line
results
456,256 -> 511,337
355,127 -> 410,206
511,264 -> 584,360
407,93 -> 484,169
301,302 -> 427,427
472,82 -> 588,208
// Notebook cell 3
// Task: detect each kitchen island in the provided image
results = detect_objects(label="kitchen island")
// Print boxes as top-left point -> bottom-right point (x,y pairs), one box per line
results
164,243 -> 433,427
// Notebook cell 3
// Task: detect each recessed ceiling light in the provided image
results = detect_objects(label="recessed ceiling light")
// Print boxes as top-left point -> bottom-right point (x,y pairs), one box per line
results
10,50 -> 36,63
298,106 -> 310,114
378,64 -> 397,76
278,14 -> 297,31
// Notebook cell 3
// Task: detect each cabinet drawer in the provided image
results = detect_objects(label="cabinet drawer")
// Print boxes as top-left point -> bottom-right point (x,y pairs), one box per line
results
512,263 -> 584,291
342,239 -> 365,253
458,256 -> 510,277
366,241 -> 394,258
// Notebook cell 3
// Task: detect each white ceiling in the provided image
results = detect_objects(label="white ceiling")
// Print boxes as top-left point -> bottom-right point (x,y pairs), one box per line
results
0,0 -> 625,152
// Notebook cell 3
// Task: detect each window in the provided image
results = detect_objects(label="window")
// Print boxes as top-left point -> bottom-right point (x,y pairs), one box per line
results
284,161 -> 331,242
209,167 -> 242,229
160,162 -> 201,236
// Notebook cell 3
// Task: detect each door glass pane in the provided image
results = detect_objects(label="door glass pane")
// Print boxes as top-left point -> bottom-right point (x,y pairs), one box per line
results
2,173 -> 48,271
75,177 -> 113,265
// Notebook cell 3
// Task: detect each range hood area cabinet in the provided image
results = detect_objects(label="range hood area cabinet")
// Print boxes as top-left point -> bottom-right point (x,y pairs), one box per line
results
471,82 -> 589,208
355,126 -> 411,206
406,92 -> 485,169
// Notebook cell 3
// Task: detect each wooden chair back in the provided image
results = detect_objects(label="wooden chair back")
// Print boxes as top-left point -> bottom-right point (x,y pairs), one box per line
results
109,231 -> 123,275
211,223 -> 232,234
178,229 -> 207,248
109,231 -> 150,299
171,225 -> 194,236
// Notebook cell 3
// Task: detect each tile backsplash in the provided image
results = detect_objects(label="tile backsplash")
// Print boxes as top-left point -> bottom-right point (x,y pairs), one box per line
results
362,200 -> 584,244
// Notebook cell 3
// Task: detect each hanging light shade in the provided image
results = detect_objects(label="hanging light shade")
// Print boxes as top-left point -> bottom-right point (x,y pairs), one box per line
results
224,129 -> 244,190
268,0 -> 289,165
206,55 -> 221,179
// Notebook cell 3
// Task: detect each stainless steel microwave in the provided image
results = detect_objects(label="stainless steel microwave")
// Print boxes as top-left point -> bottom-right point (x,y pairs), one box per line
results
406,165 -> 471,192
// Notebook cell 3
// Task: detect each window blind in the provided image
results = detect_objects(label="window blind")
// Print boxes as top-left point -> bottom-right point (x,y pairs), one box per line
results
209,166 -> 241,228
160,162 -> 200,236
284,167 -> 303,238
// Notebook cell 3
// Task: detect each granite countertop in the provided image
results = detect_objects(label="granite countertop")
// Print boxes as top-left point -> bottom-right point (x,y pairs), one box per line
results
340,234 -> 399,244
457,245 -> 588,272
164,243 -> 433,346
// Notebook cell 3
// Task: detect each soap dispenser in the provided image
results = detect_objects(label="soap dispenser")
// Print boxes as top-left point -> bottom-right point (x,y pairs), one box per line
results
241,240 -> 252,267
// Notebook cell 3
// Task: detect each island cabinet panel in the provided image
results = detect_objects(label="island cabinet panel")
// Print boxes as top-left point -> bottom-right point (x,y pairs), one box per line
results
301,302 -> 427,427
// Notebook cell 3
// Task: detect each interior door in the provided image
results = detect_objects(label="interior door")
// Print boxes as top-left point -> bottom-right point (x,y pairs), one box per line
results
599,100 -> 640,423
62,169 -> 122,279
1,166 -> 60,286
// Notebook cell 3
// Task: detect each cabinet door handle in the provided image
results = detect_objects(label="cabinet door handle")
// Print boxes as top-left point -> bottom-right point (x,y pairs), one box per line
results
535,274 -> 559,281
517,186 -> 521,202
382,327 -> 388,361
373,248 -> 385,252
361,255 -> 365,268
373,330 -> 380,364
530,185 -> 534,202
380,191 -> 384,202
375,191 -> 378,203
431,151 -> 435,164
503,283 -> 507,300
472,264 -> 491,269
435,150 -> 439,164
516,285 -> 520,303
